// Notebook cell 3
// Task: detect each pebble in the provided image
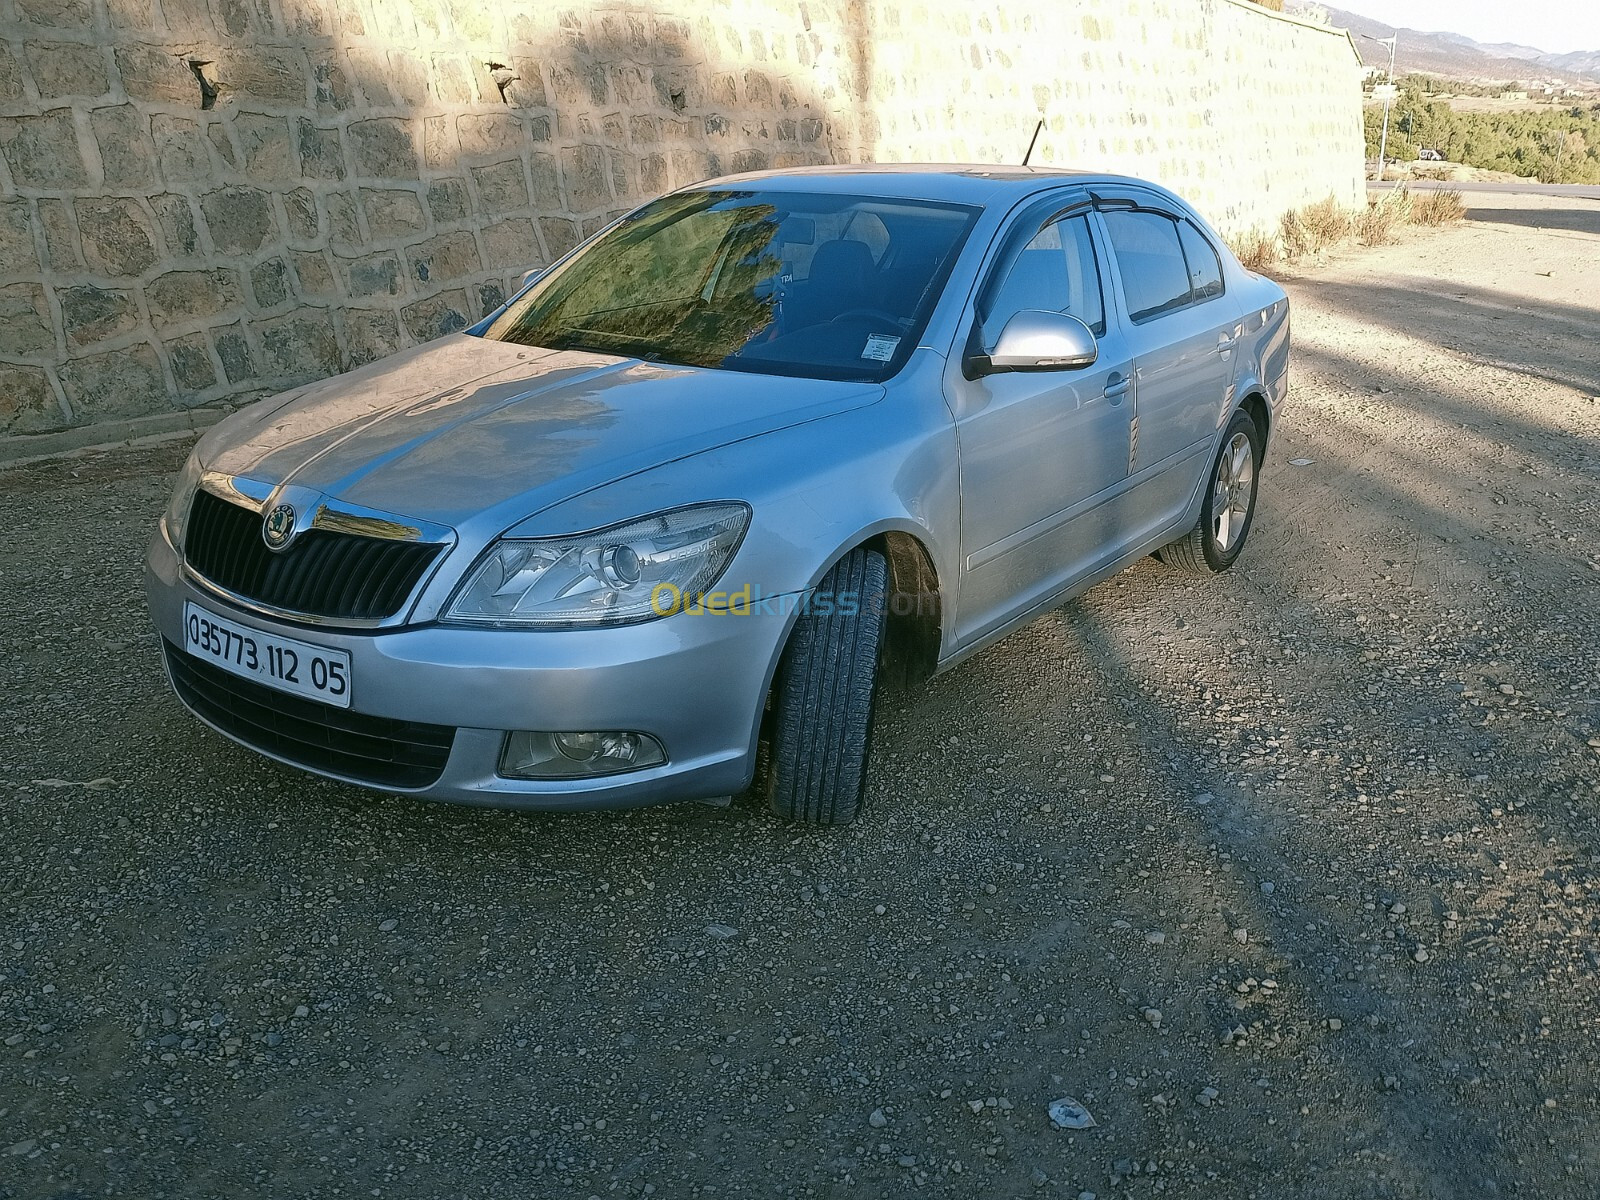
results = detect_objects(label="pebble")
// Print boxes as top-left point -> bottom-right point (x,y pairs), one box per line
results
378,919 -> 398,932
1141,1007 -> 1163,1028
1145,930 -> 1166,945
1232,927 -> 1249,944
1260,881 -> 1275,895
7,1140 -> 36,1157
1193,792 -> 1214,805
1328,1018 -> 1343,1031
868,1108 -> 888,1128
706,923 -> 739,940
1413,947 -> 1430,963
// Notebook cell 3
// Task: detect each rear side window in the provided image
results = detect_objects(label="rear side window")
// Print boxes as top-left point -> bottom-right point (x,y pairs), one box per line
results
1101,210 -> 1192,323
1177,220 -> 1224,301
980,213 -> 1106,347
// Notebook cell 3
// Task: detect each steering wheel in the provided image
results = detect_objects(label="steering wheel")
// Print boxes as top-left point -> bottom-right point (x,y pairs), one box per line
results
830,308 -> 902,327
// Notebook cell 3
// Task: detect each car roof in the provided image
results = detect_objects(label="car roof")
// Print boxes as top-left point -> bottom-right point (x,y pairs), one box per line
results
678,163 -> 1174,208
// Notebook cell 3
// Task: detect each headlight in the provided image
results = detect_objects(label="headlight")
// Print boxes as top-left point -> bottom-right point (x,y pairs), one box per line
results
161,453 -> 203,551
444,503 -> 750,628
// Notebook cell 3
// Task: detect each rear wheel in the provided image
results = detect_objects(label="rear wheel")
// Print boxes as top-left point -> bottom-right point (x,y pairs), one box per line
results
1156,408 -> 1261,574
764,547 -> 889,825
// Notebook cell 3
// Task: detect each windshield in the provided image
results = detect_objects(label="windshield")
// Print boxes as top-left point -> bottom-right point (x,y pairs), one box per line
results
480,189 -> 981,382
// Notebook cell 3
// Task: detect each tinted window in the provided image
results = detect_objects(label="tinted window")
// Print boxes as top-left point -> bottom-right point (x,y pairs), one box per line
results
1177,220 -> 1224,301
1101,210 -> 1192,322
980,214 -> 1105,347
481,190 -> 979,383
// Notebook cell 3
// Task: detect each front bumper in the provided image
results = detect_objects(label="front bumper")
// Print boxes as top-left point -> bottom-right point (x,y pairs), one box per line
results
145,526 -> 792,810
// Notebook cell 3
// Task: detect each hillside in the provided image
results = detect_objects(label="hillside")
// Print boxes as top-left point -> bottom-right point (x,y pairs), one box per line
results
1304,5 -> 1600,86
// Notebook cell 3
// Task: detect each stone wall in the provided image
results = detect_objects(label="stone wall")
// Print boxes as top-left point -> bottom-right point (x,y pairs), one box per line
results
0,0 -> 1363,439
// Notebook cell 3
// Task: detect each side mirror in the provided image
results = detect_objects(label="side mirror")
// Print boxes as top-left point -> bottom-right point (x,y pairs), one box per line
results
974,310 -> 1098,375
519,267 -> 544,288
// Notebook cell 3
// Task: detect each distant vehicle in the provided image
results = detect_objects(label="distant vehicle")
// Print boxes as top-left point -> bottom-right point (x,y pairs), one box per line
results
1417,148 -> 1444,161
147,166 -> 1290,823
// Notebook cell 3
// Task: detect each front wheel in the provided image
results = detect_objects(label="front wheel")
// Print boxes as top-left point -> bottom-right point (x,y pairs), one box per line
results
1156,409 -> 1261,574
764,547 -> 889,825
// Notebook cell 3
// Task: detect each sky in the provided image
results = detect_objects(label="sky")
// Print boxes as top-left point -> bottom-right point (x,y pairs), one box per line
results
1326,1 -> 1600,54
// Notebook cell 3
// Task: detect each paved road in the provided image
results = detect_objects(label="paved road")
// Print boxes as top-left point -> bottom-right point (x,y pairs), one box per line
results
1372,178 -> 1600,200
2,195 -> 1598,1199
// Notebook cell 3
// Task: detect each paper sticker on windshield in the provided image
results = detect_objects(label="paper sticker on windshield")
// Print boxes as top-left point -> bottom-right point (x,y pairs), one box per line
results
862,334 -> 900,362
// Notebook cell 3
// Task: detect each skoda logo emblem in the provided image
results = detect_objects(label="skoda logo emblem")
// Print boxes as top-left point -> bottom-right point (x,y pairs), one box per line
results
262,503 -> 297,551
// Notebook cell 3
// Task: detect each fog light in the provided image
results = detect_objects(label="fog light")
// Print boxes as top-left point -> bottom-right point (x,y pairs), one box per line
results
499,730 -> 667,779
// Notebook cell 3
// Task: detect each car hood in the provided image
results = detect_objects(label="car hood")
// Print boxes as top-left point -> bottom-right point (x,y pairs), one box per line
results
197,334 -> 885,530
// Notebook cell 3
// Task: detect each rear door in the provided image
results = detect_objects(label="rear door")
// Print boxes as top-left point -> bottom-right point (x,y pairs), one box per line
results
1095,202 -> 1244,540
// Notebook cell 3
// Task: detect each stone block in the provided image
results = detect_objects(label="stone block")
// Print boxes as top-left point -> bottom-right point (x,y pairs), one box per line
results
457,112 -> 521,160
349,118 -> 418,178
472,160 -> 529,211
282,0 -> 335,38
17,0 -> 95,29
113,44 -> 196,105
426,177 -> 469,224
529,152 -> 560,207
480,218 -> 537,270
342,306 -> 401,367
560,144 -> 611,212
360,187 -> 426,239
0,46 -> 22,102
212,322 -> 256,383
217,48 -> 309,105
406,230 -> 480,286
59,342 -> 167,421
0,109 -> 88,188
35,198 -> 77,269
213,0 -> 258,36
0,283 -> 53,356
443,0 -> 495,42
91,104 -> 157,186
200,186 -> 274,255
257,312 -> 340,380
292,119 -> 344,180
75,198 -> 159,277
290,250 -> 336,297
388,53 -> 430,107
342,251 -> 402,297
145,268 -> 242,328
26,41 -> 110,98
477,281 -> 505,317
0,363 -> 63,435
401,291 -> 471,342
251,257 -> 291,308
539,216 -> 580,260
150,193 -> 199,257
422,115 -> 458,171
344,48 -> 395,107
432,54 -> 474,105
207,122 -> 239,169
60,284 -> 137,349
0,200 -> 37,275
326,190 -> 361,250
166,331 -> 217,393
284,188 -> 320,242
505,62 -> 547,108
58,342 -> 168,422
312,56 -> 353,112
152,115 -> 209,183
232,112 -> 297,182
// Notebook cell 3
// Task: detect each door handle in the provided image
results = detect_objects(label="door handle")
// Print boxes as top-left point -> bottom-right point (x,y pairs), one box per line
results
1103,374 -> 1129,403
1217,332 -> 1238,352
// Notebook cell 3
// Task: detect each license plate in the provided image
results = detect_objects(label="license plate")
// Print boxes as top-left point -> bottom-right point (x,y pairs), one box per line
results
182,601 -> 352,708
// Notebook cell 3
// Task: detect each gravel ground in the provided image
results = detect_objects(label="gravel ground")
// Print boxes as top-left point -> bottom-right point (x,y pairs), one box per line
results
3,191 -> 1598,1200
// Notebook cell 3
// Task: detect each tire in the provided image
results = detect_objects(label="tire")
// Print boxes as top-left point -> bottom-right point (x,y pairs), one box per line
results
764,547 -> 889,825
1156,408 -> 1262,574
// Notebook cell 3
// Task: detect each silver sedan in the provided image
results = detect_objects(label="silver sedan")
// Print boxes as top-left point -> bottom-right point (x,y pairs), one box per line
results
146,166 -> 1290,823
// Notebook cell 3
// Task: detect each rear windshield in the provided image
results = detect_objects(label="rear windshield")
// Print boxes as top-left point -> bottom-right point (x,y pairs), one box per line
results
480,189 -> 981,382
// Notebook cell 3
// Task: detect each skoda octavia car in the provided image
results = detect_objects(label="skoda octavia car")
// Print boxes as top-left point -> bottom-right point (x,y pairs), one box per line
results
146,165 -> 1289,823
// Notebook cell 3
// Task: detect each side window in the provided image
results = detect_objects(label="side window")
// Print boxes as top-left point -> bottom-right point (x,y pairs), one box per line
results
1101,210 -> 1192,323
980,214 -> 1105,349
1177,220 -> 1224,301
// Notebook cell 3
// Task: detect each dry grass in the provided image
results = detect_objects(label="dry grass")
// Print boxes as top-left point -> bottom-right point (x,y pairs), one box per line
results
1355,188 -> 1413,245
1226,228 -> 1279,273
1279,208 -> 1312,260
1410,187 -> 1467,226
1300,196 -> 1352,249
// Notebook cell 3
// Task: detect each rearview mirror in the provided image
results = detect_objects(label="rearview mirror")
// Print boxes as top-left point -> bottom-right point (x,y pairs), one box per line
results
519,267 -> 544,288
976,310 -> 1098,374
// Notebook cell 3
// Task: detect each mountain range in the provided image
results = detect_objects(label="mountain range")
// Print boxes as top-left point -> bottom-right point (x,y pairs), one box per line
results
1302,6 -> 1600,86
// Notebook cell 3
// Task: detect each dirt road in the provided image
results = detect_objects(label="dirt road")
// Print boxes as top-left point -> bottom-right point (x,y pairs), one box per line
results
2,192 -> 1598,1200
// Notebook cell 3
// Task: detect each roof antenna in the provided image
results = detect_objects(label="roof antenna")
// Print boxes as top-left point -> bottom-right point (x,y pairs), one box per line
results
1022,118 -> 1045,167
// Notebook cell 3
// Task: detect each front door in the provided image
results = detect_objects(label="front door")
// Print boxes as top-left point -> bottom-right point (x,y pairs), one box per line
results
946,207 -> 1136,646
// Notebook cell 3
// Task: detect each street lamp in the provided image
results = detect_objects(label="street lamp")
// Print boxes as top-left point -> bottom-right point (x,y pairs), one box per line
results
1359,32 -> 1399,181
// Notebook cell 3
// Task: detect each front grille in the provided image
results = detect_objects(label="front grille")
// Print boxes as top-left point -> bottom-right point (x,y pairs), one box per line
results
165,641 -> 455,789
184,489 -> 443,622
